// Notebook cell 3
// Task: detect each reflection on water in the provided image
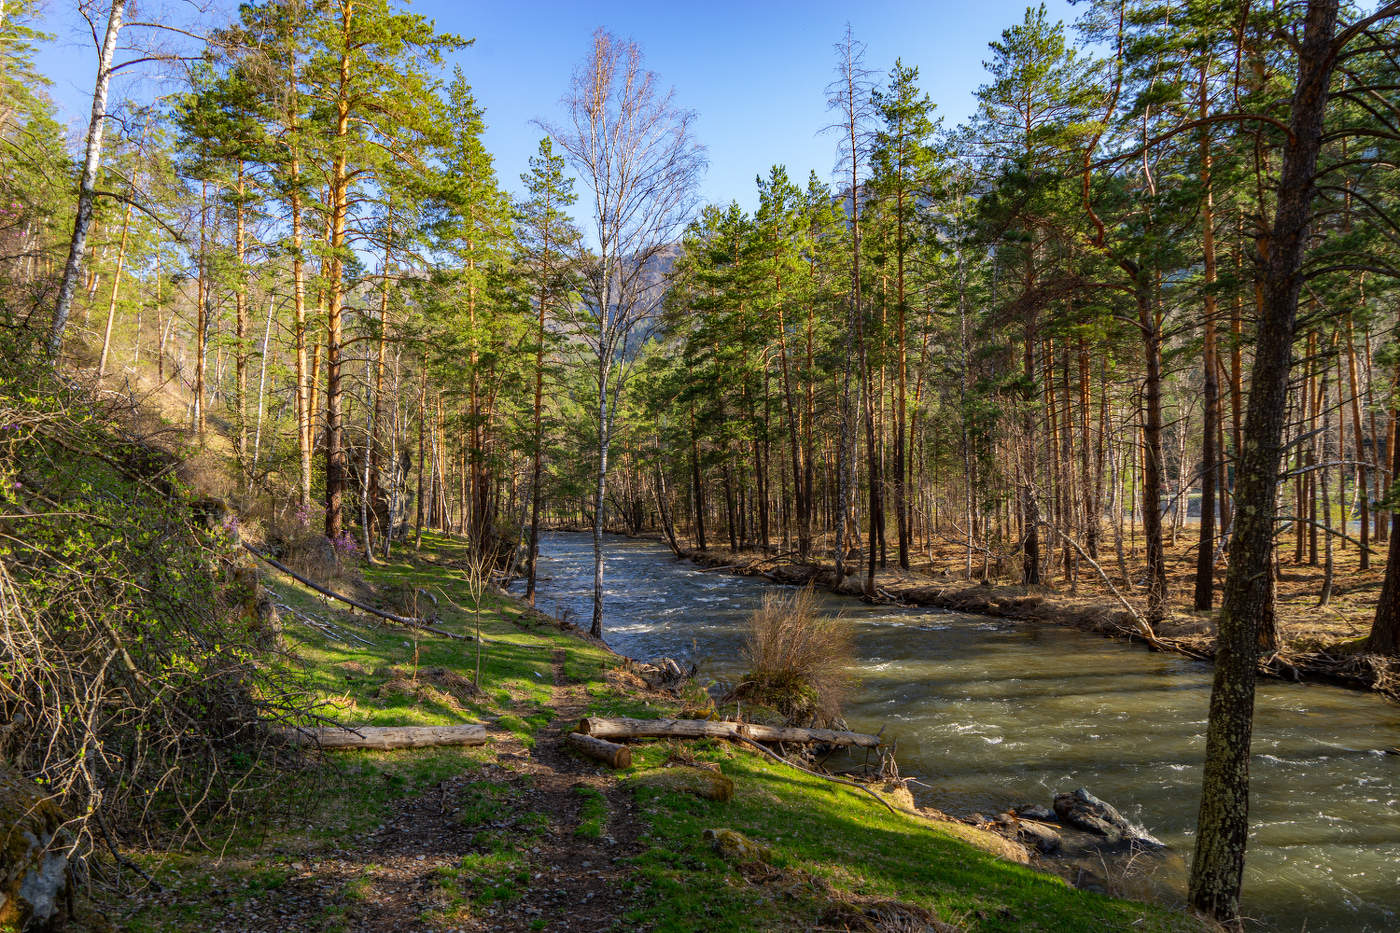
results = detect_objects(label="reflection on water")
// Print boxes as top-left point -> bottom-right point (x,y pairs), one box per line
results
513,533 -> 1400,932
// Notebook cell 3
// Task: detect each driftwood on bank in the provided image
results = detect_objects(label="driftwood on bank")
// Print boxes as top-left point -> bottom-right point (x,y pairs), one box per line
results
576,716 -> 882,749
280,724 -> 487,750
243,542 -> 465,639
566,731 -> 632,768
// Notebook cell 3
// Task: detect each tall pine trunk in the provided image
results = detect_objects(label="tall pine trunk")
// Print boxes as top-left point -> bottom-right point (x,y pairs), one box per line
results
1195,65 -> 1221,610
1189,2 -> 1338,919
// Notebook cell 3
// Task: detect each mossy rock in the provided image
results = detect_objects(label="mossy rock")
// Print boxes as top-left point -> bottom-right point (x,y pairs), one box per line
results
635,766 -> 734,802
702,828 -> 772,864
0,765 -> 70,931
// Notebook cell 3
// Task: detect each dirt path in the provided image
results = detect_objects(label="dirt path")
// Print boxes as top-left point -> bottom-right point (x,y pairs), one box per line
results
180,650 -> 645,932
486,649 -> 646,932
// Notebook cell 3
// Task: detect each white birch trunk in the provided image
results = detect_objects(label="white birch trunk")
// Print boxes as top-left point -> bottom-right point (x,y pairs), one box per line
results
49,0 -> 126,357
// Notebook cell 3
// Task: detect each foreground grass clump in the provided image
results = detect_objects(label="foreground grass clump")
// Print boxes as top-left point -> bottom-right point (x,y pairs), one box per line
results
616,738 -> 1199,933
730,585 -> 853,725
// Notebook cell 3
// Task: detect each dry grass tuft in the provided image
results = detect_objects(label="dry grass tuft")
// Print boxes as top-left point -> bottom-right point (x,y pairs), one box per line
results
732,585 -> 852,726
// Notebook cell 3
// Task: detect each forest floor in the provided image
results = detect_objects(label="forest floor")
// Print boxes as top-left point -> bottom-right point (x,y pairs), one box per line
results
79,532 -> 1203,933
674,529 -> 1398,698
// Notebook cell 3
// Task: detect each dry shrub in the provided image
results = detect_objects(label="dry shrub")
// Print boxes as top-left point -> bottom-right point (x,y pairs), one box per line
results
378,581 -> 439,622
374,666 -> 479,708
0,344 -> 315,861
732,585 -> 852,726
280,531 -> 342,584
820,895 -> 963,933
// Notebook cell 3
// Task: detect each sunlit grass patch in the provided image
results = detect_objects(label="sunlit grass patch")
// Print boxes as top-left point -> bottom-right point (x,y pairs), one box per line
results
574,785 -> 608,839
435,841 -> 532,909
619,740 -> 1200,933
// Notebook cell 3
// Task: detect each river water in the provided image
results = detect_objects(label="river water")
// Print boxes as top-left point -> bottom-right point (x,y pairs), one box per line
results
512,532 -> 1400,932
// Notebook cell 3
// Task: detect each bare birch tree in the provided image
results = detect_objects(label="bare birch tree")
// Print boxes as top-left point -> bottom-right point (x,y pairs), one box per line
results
542,29 -> 704,637
823,25 -> 876,591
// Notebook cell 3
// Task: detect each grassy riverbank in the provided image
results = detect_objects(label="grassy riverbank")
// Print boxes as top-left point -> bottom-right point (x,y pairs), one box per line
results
85,532 -> 1202,932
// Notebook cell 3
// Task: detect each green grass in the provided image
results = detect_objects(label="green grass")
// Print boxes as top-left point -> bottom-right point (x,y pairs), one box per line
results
100,532 -> 615,932
436,841 -> 532,907
269,531 -> 612,730
574,785 -> 608,839
495,708 -> 552,748
617,740 -> 1200,933
97,531 -> 1199,933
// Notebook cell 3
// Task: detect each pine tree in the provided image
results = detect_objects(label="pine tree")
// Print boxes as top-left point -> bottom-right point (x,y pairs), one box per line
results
302,0 -> 465,541
871,59 -> 942,570
516,138 -> 581,604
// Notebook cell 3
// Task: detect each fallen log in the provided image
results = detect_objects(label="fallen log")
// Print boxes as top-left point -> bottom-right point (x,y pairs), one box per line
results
566,732 -> 632,768
576,717 -> 882,749
244,543 -> 465,639
281,724 -> 487,750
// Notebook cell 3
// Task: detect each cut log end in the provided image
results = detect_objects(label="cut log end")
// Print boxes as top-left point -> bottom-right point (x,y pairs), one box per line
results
566,731 -> 632,768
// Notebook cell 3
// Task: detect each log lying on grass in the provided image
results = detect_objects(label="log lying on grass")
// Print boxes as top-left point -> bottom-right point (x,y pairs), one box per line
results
243,543 -> 464,639
576,716 -> 881,748
281,724 -> 487,750
566,732 -> 632,768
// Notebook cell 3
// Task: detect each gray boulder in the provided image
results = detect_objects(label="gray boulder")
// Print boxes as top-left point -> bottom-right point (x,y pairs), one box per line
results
0,765 -> 71,931
1053,787 -> 1163,848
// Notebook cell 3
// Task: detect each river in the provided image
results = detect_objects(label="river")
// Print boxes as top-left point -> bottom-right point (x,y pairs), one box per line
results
512,532 -> 1400,932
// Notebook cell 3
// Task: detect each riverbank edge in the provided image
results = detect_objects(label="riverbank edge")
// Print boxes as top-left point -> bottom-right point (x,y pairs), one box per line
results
494,548 -> 1209,930
90,531 -> 1202,932
666,543 -> 1398,701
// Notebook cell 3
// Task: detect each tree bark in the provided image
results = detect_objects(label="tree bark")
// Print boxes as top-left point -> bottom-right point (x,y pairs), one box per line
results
283,724 -> 486,750
576,717 -> 881,748
49,0 -> 126,357
566,732 -> 632,768
323,1 -> 354,541
1368,415 -> 1400,654
97,197 -> 133,379
1195,64 -> 1221,611
1189,2 -> 1339,921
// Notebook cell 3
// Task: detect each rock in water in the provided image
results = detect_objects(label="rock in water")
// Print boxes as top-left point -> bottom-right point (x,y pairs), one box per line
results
1013,804 -> 1056,823
0,765 -> 71,931
1052,787 -> 1163,848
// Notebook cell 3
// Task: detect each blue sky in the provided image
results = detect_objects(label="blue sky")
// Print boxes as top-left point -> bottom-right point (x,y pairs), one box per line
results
32,0 -> 1076,212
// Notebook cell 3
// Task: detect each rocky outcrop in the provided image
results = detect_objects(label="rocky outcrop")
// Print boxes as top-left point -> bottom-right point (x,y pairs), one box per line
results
0,765 -> 71,931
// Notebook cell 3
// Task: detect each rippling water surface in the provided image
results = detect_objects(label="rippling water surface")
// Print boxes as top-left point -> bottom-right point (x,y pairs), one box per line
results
513,532 -> 1400,932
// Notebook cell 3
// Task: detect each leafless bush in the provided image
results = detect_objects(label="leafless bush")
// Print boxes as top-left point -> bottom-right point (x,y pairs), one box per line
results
731,586 -> 853,726
0,354 -> 316,862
